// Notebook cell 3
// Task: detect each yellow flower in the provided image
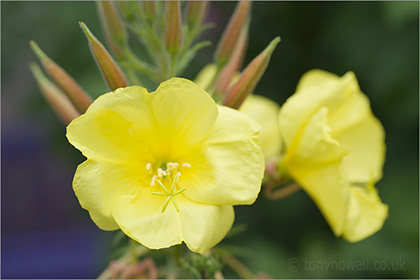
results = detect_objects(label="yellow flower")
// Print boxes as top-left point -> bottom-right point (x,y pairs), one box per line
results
195,63 -> 281,159
66,78 -> 264,253
278,69 -> 388,242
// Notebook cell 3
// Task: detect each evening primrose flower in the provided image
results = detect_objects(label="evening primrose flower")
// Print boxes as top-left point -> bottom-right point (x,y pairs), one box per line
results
66,78 -> 264,253
278,69 -> 388,242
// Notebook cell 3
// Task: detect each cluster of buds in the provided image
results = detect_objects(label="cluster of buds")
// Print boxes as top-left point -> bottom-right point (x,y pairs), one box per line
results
30,1 -> 279,123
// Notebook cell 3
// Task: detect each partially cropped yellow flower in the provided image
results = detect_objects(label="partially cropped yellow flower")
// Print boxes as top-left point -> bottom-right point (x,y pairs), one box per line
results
66,78 -> 264,253
278,69 -> 388,242
195,63 -> 281,159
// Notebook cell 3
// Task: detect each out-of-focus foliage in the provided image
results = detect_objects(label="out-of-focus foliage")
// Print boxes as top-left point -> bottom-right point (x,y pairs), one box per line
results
2,1 -> 418,278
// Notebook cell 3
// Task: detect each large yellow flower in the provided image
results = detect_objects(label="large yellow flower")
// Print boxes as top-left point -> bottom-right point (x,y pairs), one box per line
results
66,78 -> 264,253
278,69 -> 388,242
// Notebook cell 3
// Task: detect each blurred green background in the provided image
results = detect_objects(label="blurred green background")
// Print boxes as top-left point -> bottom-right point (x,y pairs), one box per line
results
2,1 -> 418,278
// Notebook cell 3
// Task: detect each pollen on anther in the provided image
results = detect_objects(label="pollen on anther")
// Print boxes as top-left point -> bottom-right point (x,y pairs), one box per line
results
182,163 -> 192,168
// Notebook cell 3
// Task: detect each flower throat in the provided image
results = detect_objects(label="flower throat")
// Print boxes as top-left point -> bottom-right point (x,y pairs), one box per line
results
146,162 -> 191,213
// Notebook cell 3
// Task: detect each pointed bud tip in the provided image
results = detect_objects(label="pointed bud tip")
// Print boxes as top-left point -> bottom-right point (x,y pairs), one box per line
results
264,36 -> 281,55
79,21 -> 95,41
30,40 -> 49,61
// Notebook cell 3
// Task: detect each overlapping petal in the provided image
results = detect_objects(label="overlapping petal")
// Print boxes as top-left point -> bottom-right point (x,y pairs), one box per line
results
335,112 -> 386,183
73,159 -> 143,231
239,95 -> 282,158
342,184 -> 388,242
178,106 -> 264,205
150,78 -> 218,158
279,70 -> 361,148
283,107 -> 349,236
112,191 -> 234,254
66,95 -> 154,164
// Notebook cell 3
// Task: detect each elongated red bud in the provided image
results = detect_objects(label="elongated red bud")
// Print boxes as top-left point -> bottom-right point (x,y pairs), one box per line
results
96,1 -> 127,60
30,41 -> 92,113
141,1 -> 157,23
223,37 -> 280,109
185,1 -> 209,28
79,22 -> 129,90
214,21 -> 249,96
214,1 -> 251,67
29,62 -> 80,124
165,1 -> 183,53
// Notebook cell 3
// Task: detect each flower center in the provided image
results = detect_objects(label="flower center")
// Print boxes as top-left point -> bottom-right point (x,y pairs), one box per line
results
146,162 -> 191,213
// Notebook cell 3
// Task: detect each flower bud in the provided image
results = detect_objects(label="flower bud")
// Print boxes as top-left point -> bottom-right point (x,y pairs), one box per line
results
214,20 -> 249,96
141,1 -> 157,23
96,1 -> 127,44
223,36 -> 280,109
96,1 -> 127,60
165,1 -> 183,54
185,1 -> 209,28
115,1 -> 137,21
79,22 -> 129,90
30,41 -> 92,113
214,1 -> 251,67
29,62 -> 80,124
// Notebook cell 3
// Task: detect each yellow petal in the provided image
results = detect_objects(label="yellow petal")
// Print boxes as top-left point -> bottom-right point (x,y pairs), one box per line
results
287,162 -> 349,236
179,199 -> 234,254
180,106 -> 264,205
112,191 -> 234,254
295,69 -> 339,92
66,86 -> 156,163
342,184 -> 388,242
285,107 -> 346,165
73,159 -> 143,231
279,71 -> 362,148
239,95 -> 282,159
284,108 -> 349,236
334,112 -> 386,182
150,78 -> 218,158
112,191 -> 183,250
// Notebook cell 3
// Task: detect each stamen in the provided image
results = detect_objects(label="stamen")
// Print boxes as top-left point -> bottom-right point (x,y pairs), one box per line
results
171,196 -> 180,212
148,161 -> 191,213
161,197 -> 171,213
156,179 -> 169,193
173,188 -> 186,195
182,163 -> 192,168
151,175 -> 157,186
157,168 -> 167,177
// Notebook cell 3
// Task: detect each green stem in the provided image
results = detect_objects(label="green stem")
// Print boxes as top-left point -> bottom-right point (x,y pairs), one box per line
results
130,238 -> 138,264
219,251 -> 256,279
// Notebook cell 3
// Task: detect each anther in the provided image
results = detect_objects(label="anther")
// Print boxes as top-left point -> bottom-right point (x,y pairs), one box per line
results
182,163 -> 192,168
146,163 -> 151,170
